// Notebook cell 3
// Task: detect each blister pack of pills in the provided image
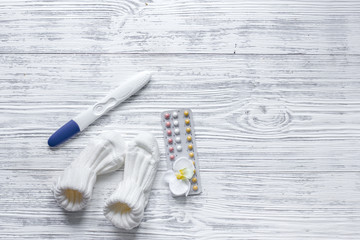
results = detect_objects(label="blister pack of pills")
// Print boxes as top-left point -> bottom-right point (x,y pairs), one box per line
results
161,109 -> 202,197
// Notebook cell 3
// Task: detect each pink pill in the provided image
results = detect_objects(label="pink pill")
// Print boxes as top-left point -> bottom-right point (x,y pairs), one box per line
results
166,122 -> 171,128
168,138 -> 173,144
167,130 -> 172,136
170,155 -> 175,160
169,147 -> 174,152
164,113 -> 170,119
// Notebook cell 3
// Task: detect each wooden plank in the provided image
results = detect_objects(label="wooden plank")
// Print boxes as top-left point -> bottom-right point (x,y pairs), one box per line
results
1,54 -> 360,172
0,169 -> 359,239
0,0 -> 359,54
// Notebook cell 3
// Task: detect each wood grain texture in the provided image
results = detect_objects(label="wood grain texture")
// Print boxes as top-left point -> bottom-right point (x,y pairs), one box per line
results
0,0 -> 360,54
1,54 -> 360,172
1,0 -> 360,239
1,54 -> 360,239
1,170 -> 360,239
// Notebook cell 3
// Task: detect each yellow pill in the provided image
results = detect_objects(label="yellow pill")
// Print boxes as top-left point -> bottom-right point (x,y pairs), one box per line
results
192,161 -> 195,165
187,136 -> 192,142
189,152 -> 194,158
184,110 -> 189,117
188,144 -> 193,150
185,119 -> 190,125
193,185 -> 198,191
192,177 -> 197,183
186,128 -> 191,133
193,169 -> 196,174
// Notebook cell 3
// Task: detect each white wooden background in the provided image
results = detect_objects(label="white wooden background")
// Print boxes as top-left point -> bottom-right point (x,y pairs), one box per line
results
1,0 -> 360,239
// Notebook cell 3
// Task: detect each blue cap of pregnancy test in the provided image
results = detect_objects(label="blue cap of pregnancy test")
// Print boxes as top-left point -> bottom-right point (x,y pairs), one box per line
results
48,120 -> 80,147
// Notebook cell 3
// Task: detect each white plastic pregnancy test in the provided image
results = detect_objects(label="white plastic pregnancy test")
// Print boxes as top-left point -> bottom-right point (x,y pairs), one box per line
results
48,71 -> 152,147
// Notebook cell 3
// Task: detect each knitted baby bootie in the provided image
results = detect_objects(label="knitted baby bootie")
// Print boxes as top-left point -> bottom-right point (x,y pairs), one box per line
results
104,132 -> 160,230
53,131 -> 127,211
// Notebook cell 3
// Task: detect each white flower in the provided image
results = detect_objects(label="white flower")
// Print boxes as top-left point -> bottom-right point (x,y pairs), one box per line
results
164,157 -> 195,197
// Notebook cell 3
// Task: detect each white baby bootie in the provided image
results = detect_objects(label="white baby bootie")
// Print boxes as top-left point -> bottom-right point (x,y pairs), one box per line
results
104,132 -> 160,230
53,131 -> 127,211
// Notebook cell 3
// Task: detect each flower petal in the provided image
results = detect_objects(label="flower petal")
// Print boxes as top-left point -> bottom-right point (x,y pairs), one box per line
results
163,170 -> 176,184
169,177 -> 190,197
182,168 -> 194,179
173,157 -> 195,179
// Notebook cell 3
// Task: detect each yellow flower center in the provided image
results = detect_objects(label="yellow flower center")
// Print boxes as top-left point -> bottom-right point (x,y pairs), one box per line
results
175,168 -> 187,180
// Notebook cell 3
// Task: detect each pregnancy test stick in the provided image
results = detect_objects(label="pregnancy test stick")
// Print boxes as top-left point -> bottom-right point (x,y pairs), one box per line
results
48,71 -> 152,147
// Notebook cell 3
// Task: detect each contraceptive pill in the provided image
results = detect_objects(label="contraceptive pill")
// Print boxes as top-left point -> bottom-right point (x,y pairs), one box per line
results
161,109 -> 202,197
